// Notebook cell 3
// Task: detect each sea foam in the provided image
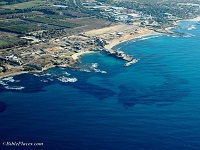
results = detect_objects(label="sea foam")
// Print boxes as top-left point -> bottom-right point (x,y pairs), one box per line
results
90,63 -> 107,74
4,86 -> 25,90
2,77 -> 15,82
187,25 -> 196,30
0,81 -> 7,86
57,76 -> 78,83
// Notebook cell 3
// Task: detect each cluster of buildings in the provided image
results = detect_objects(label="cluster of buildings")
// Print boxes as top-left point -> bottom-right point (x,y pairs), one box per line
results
83,2 -> 141,23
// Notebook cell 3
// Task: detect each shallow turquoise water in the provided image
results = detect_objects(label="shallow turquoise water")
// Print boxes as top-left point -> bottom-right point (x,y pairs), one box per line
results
0,21 -> 200,150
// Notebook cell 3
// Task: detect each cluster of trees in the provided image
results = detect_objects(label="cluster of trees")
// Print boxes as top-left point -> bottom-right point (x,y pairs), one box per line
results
0,38 -> 27,49
0,20 -> 41,34
0,0 -> 31,5
25,16 -> 79,28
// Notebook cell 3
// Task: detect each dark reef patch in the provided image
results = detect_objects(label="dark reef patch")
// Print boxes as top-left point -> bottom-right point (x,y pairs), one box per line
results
118,75 -> 190,107
0,102 -> 7,113
72,81 -> 116,100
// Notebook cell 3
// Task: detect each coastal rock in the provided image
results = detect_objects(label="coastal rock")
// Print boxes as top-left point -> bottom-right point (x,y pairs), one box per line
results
124,59 -> 138,67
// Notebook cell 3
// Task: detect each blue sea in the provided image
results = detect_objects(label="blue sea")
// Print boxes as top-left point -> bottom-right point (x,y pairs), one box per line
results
1,21 -> 200,150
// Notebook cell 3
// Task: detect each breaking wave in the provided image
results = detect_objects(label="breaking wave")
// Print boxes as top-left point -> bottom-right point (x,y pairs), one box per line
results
0,77 -> 24,90
90,63 -> 107,74
4,86 -> 25,90
133,34 -> 162,42
183,33 -> 195,38
187,25 -> 196,30
64,72 -> 71,76
33,73 -> 51,77
57,76 -> 78,83
40,79 -> 49,83
91,63 -> 98,69
2,77 -> 15,82
80,69 -> 91,72
0,80 -> 7,86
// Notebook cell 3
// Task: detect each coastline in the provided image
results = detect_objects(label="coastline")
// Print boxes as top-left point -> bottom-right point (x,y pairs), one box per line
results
186,16 -> 200,22
104,28 -> 155,51
0,71 -> 29,80
0,26 -> 156,79
85,24 -> 156,52
71,51 -> 96,60
0,22 -> 182,80
0,64 -> 56,79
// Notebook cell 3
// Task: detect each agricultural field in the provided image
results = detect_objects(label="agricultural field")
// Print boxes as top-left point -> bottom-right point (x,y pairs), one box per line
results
25,16 -> 79,28
1,0 -> 46,10
0,0 -> 112,49
0,36 -> 27,49
0,20 -> 42,34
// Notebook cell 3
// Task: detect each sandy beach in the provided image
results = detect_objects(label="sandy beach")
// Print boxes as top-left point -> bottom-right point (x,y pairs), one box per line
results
188,16 -> 200,21
104,28 -> 155,51
71,51 -> 95,60
85,24 -> 135,36
85,23 -> 155,51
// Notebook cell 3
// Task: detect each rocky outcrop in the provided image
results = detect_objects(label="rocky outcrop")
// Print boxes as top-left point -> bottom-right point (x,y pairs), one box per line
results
103,49 -> 138,67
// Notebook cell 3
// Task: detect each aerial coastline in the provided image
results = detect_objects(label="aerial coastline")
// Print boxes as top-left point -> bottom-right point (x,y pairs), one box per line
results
0,25 -> 155,79
0,18 -> 197,79
186,16 -> 200,21
2,1 -> 200,150
0,0 -> 200,80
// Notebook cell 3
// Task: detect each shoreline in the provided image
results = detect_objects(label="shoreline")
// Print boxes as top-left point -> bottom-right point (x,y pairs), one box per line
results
185,16 -> 200,22
0,27 -> 157,79
104,28 -> 156,51
0,71 -> 29,79
164,16 -> 200,33
71,51 -> 96,60
85,24 -> 156,52
1,17 -> 196,80
0,64 -> 56,79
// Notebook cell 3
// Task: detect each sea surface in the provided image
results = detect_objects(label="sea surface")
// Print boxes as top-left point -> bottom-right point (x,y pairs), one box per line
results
0,21 -> 200,150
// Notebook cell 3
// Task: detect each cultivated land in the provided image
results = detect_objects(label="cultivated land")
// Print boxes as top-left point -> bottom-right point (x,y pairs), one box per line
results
0,0 -> 200,79
1,0 -> 46,10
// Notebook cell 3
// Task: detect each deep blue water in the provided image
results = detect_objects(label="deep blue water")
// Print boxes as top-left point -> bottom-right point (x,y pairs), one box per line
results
0,21 -> 200,150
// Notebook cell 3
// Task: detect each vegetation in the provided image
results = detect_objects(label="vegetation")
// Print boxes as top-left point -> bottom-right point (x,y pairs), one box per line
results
23,65 -> 36,71
65,52 -> 75,56
0,0 -> 84,49
1,0 -> 46,10
1,0 -> 199,50
0,0 -> 32,5
25,16 -> 79,28
0,20 -> 41,34
0,37 -> 27,49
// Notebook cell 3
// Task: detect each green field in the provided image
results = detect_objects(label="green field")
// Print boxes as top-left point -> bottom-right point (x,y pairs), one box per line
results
65,52 -> 75,56
0,18 -> 67,34
0,37 -> 27,49
0,41 -> 7,47
0,1 -> 8,5
25,16 -> 79,28
1,0 -> 46,9
0,20 -> 41,34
